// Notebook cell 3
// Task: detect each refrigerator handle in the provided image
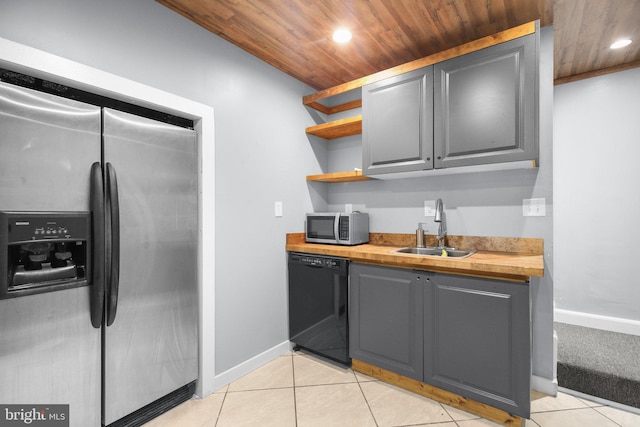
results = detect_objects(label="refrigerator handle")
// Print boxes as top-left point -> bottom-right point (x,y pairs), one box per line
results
90,162 -> 105,328
106,163 -> 120,326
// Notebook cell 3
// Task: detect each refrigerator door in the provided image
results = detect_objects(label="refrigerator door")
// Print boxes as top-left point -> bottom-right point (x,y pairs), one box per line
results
0,81 -> 102,426
102,108 -> 198,425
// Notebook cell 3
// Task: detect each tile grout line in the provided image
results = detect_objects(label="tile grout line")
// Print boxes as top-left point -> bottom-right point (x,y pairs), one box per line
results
354,368 -> 467,427
295,380 -> 368,389
355,373 -> 380,427
533,406 -> 607,414
525,416 -> 542,427
591,406 -> 626,427
225,385 -> 296,393
530,406 -> 624,427
212,387 -> 228,427
435,400 -> 459,426
292,353 -> 299,427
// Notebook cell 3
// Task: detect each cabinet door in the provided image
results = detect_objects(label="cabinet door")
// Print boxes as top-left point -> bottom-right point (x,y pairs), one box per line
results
350,264 -> 424,380
434,34 -> 537,168
362,66 -> 434,175
424,274 -> 531,417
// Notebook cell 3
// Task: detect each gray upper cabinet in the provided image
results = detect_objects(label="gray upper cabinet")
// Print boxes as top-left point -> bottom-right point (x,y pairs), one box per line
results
424,273 -> 531,417
434,34 -> 538,168
349,263 -> 424,380
362,66 -> 434,175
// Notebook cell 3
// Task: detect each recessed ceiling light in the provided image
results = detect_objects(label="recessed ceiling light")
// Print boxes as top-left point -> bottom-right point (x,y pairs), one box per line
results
610,39 -> 632,49
332,28 -> 352,44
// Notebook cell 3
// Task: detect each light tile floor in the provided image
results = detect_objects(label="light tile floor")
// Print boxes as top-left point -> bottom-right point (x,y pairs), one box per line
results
145,352 -> 640,427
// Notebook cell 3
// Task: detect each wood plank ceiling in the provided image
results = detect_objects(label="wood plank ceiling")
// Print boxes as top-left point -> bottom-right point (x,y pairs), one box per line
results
157,0 -> 640,90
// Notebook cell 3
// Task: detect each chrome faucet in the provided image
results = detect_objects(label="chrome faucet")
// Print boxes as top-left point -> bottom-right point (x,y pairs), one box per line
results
434,198 -> 447,248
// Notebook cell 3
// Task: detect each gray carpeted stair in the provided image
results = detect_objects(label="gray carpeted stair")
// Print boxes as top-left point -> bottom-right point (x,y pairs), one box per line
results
555,322 -> 640,409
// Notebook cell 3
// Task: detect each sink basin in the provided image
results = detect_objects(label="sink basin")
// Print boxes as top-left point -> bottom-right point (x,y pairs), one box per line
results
394,247 -> 476,258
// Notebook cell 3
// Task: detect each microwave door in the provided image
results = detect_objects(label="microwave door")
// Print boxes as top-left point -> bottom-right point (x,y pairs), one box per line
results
306,214 -> 338,243
333,213 -> 340,244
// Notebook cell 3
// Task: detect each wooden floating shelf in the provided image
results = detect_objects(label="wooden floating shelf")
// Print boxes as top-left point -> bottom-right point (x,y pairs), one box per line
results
306,170 -> 370,183
305,99 -> 362,115
305,115 -> 362,140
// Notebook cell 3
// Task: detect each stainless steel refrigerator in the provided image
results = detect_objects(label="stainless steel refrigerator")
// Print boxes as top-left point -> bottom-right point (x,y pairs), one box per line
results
0,77 -> 198,426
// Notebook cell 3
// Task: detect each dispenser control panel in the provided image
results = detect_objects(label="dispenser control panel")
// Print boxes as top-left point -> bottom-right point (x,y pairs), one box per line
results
4,213 -> 88,243
0,211 -> 91,299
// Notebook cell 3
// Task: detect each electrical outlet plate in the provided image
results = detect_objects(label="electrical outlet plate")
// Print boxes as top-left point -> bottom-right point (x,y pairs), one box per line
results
424,200 -> 436,216
345,203 -> 353,213
523,198 -> 545,216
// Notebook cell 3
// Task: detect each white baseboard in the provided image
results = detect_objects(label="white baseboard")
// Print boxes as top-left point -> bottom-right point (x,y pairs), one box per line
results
532,375 -> 558,396
208,341 -> 291,395
555,309 -> 640,336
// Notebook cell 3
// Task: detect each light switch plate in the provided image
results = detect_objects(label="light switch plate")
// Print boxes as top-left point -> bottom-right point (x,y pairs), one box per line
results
523,198 -> 545,216
424,200 -> 436,216
275,201 -> 283,217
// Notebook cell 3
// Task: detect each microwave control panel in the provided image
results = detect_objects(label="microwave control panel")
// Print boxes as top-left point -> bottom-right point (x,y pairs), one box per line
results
338,216 -> 350,240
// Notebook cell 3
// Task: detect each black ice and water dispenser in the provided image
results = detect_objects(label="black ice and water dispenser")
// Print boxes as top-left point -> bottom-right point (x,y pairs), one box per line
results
0,211 -> 90,299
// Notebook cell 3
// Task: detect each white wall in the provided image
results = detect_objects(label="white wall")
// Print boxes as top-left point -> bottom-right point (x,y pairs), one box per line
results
325,27 -> 556,390
0,0 -> 325,395
554,67 -> 640,335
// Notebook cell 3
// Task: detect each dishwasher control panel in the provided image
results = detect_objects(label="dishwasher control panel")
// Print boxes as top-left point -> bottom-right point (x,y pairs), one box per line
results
289,252 -> 348,271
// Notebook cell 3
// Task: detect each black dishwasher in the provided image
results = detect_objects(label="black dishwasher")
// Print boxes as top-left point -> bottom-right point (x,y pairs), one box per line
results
288,252 -> 350,365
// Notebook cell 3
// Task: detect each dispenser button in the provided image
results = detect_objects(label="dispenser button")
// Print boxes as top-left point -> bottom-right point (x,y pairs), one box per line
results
55,252 -> 72,261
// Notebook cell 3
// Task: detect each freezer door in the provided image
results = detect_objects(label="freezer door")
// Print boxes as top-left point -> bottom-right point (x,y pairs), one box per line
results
0,81 -> 101,211
0,81 -> 102,426
102,108 -> 198,425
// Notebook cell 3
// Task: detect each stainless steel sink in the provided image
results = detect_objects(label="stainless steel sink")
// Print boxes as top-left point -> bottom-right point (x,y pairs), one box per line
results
394,247 -> 476,258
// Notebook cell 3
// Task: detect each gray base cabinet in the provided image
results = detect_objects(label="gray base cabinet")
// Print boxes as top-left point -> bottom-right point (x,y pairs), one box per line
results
349,263 -> 424,380
424,273 -> 531,417
350,263 -> 531,417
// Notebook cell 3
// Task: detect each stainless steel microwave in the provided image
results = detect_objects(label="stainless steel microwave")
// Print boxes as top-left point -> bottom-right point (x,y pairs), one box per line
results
305,212 -> 369,245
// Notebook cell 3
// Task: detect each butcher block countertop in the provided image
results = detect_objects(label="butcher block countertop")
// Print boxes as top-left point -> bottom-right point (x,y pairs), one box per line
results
286,233 -> 544,282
